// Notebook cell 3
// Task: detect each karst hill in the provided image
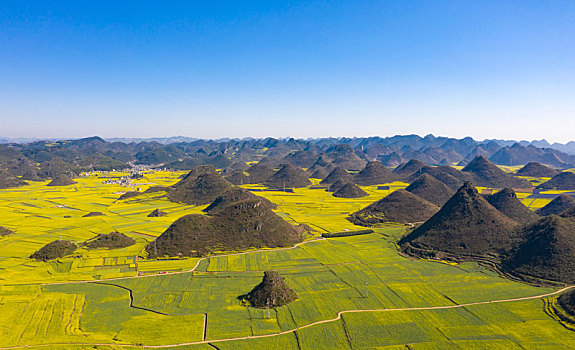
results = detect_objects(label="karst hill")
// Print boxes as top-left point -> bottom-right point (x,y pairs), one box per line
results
146,197 -> 301,258
405,174 -> 455,206
400,182 -> 518,258
348,189 -> 439,226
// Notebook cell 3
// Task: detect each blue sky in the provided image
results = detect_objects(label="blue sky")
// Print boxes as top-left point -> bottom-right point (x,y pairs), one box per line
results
1,1 -> 574,142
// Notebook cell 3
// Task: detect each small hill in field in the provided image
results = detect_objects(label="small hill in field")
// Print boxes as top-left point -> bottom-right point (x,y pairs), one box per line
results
246,163 -> 276,184
0,169 -> 28,189
353,161 -> 395,185
399,182 -> 518,258
83,212 -> 105,217
332,182 -> 368,198
30,240 -> 77,261
144,186 -> 167,194
146,198 -> 301,258
0,226 -> 15,237
167,172 -> 233,205
558,290 -> 575,318
326,178 -> 347,193
117,191 -> 141,200
47,174 -> 77,187
246,271 -> 298,308
516,162 -> 559,177
462,155 -> 531,188
537,172 -> 575,190
348,189 -> 439,226
203,187 -> 276,214
502,215 -> 575,283
320,167 -> 352,185
536,195 -> 575,216
485,188 -> 539,223
84,232 -> 135,250
405,174 -> 455,206
148,209 -> 167,217
265,164 -> 311,188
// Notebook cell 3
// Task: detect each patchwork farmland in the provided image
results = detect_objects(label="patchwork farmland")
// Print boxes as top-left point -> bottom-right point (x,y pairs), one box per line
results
1,169 -> 574,349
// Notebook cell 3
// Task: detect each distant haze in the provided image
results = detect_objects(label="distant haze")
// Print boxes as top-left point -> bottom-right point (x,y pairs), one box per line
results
1,1 -> 574,143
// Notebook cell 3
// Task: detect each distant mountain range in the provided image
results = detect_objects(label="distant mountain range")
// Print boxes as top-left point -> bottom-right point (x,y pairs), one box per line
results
1,135 -> 574,183
2,135 -> 575,154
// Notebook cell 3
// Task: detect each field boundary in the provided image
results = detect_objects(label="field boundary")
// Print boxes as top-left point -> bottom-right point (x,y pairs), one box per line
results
14,237 -> 326,288
1,285 -> 573,350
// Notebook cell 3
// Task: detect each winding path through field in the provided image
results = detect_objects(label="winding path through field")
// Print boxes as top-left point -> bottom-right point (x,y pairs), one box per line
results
0,285 -> 573,350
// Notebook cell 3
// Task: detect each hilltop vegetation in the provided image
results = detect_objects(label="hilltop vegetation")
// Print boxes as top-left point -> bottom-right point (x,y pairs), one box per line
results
332,182 -> 368,198
537,172 -> 575,190
147,208 -> 167,217
203,187 -> 276,214
348,189 -> 439,226
245,271 -> 298,308
400,182 -> 518,258
401,181 -> 575,285
84,232 -> 136,250
167,171 -> 232,205
30,240 -> 77,261
462,155 -> 531,188
352,161 -> 395,185
325,178 -> 345,193
245,163 -> 276,184
0,226 -> 15,237
536,195 -> 575,216
393,158 -> 426,177
224,170 -> 250,185
502,215 -> 575,283
516,161 -> 559,177
146,198 -> 301,257
485,188 -> 539,223
0,169 -> 27,189
82,211 -> 105,217
320,166 -> 352,185
309,167 -> 329,179
47,174 -> 77,186
265,164 -> 311,188
117,191 -> 141,200
405,174 -> 454,206
407,165 -> 470,190
2,157 -> 41,181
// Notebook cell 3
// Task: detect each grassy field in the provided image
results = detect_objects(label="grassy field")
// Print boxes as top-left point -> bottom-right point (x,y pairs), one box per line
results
0,171 -> 574,348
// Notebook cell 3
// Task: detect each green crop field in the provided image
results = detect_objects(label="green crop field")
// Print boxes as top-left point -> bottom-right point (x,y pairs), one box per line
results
0,171 -> 574,349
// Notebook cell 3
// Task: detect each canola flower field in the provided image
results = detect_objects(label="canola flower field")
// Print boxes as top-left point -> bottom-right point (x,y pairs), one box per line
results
0,171 -> 573,349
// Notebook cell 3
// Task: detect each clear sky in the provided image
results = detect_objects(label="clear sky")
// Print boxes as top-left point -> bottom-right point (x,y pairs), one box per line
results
1,1 -> 574,142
